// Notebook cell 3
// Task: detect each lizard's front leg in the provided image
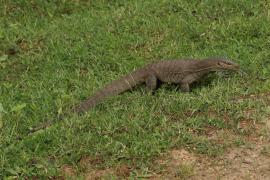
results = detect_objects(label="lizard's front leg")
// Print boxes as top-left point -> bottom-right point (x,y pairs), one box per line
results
145,74 -> 157,92
180,74 -> 197,92
180,83 -> 190,92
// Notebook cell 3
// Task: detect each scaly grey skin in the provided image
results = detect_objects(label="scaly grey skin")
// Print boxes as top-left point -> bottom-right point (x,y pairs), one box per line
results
73,57 -> 239,114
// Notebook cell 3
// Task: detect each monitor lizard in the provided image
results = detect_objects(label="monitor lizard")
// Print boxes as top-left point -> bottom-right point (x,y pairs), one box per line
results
73,57 -> 239,114
29,57 -> 239,134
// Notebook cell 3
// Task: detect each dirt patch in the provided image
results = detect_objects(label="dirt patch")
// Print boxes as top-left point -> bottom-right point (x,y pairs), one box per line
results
153,141 -> 270,179
206,129 -> 238,146
79,155 -> 104,168
237,119 -> 259,134
61,165 -> 76,177
60,155 -> 131,179
152,114 -> 270,179
115,165 -> 131,177
232,91 -> 270,104
80,163 -> 131,179
84,168 -> 115,180
195,144 -> 270,180
15,38 -> 44,54
61,164 -> 116,180
79,166 -> 131,180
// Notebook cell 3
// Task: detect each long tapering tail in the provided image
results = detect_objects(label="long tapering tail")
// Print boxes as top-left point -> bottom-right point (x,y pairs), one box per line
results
73,68 -> 148,114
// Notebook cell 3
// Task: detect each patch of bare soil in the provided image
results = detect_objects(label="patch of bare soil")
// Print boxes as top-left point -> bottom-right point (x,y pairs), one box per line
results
80,165 -> 131,180
83,169 -> 115,180
61,155 -> 131,179
61,165 -> 76,177
152,116 -> 270,180
152,143 -> 270,180
232,91 -> 270,104
61,133 -> 270,179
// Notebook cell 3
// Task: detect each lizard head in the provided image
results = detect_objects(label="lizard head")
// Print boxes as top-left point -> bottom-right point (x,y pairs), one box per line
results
209,58 -> 240,71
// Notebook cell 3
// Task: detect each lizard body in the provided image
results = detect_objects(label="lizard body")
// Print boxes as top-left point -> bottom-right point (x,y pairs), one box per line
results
73,57 -> 239,113
28,57 -> 239,134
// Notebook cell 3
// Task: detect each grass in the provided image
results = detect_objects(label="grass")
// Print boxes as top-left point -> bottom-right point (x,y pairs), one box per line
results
1,0 -> 270,178
177,164 -> 194,179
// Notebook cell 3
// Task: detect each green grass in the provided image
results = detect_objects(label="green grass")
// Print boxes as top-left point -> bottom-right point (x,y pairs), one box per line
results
1,0 -> 270,178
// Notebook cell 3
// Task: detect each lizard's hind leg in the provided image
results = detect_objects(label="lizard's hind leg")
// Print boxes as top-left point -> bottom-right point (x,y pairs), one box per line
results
145,74 -> 158,92
180,83 -> 190,92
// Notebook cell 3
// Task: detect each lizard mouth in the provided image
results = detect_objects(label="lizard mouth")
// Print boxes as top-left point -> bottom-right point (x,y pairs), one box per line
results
234,64 -> 240,70
228,63 -> 240,71
218,64 -> 239,72
231,65 -> 240,70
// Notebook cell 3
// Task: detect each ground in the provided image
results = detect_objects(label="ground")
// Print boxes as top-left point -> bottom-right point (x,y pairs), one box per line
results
1,0 -> 270,179
60,93 -> 270,179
